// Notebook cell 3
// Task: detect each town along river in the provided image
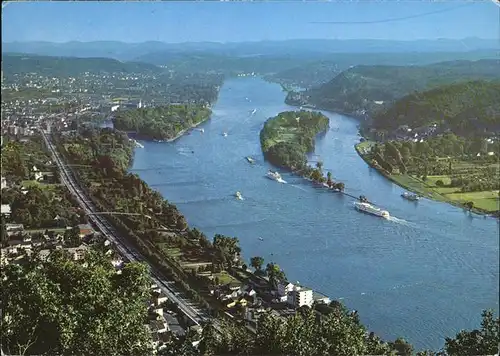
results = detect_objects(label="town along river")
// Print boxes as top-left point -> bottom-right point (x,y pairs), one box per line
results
128,77 -> 499,350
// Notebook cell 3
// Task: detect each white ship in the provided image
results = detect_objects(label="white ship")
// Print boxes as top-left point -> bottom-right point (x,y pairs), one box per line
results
235,191 -> 243,200
246,156 -> 256,164
250,109 -> 257,115
401,192 -> 419,201
354,202 -> 390,219
266,170 -> 287,184
222,132 -> 228,137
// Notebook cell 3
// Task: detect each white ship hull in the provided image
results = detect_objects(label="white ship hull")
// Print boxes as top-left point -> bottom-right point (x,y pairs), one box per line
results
266,172 -> 287,184
354,202 -> 390,219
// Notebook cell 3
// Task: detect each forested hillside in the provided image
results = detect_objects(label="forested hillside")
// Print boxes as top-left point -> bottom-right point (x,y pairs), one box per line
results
288,59 -> 500,116
372,80 -> 500,135
2,53 -> 163,77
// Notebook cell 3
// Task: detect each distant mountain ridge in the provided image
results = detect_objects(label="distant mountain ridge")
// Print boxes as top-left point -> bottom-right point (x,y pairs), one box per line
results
2,38 -> 498,61
288,59 -> 500,116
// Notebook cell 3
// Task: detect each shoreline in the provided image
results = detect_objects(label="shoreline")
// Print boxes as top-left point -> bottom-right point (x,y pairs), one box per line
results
354,143 -> 500,218
166,116 -> 211,143
121,115 -> 211,143
285,98 -> 498,218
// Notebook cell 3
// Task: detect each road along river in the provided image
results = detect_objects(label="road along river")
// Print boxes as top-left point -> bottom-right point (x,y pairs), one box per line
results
129,77 -> 499,350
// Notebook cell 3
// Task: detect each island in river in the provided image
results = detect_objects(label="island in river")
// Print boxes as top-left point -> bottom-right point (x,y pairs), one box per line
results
260,110 -> 345,190
112,104 -> 212,141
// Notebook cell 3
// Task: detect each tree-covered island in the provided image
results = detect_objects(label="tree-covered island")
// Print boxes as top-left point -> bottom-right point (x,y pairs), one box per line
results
260,110 -> 345,190
112,104 -> 212,141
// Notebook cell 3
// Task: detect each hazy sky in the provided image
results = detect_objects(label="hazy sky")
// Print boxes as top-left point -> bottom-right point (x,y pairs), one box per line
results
2,1 -> 498,43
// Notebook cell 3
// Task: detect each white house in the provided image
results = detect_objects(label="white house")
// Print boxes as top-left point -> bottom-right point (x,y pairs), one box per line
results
1,176 -> 7,190
1,204 -> 11,216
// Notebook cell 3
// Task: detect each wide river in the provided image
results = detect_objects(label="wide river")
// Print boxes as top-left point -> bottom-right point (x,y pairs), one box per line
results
129,77 -> 499,350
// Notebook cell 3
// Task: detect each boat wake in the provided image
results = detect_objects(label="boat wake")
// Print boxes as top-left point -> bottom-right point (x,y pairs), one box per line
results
387,216 -> 416,227
288,184 -> 309,192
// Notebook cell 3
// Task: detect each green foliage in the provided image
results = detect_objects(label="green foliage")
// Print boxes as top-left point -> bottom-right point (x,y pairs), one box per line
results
373,80 -> 500,135
260,110 -> 329,170
1,137 -> 54,183
444,310 -> 499,356
250,256 -> 264,271
365,134 -> 500,195
113,105 -> 211,141
1,250 -> 152,355
265,262 -> 287,286
298,59 -> 500,116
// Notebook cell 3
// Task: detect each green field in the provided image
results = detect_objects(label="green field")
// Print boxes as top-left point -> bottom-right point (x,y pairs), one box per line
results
446,191 -> 500,212
21,180 -> 59,190
388,174 -> 499,212
214,271 -> 241,286
355,144 -> 500,214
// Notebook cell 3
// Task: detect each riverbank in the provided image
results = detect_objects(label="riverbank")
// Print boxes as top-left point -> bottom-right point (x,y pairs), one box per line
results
112,104 -> 212,142
166,116 -> 210,143
355,142 -> 500,218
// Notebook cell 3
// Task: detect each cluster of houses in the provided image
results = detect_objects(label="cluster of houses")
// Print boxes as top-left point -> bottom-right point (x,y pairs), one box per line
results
146,283 -> 192,353
210,271 -> 332,326
0,222 -> 107,267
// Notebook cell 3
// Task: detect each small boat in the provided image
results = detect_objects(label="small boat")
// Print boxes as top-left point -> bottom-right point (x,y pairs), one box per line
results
250,109 -> 257,115
246,156 -> 256,164
199,128 -> 204,133
258,237 -> 263,241
354,202 -> 390,219
401,192 -> 419,201
235,191 -> 243,200
266,170 -> 287,184
222,132 -> 228,137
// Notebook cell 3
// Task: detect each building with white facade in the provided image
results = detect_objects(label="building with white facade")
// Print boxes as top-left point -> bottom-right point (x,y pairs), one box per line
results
287,285 -> 314,308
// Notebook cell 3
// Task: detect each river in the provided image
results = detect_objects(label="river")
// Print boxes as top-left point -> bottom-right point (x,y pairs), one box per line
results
128,77 -> 499,350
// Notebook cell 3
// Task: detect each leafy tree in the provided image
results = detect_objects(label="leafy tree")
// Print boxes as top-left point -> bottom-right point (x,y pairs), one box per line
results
63,226 -> 81,247
266,262 -> 287,286
250,256 -> 264,271
1,251 -> 152,356
326,171 -> 333,186
444,310 -> 499,356
389,337 -> 414,356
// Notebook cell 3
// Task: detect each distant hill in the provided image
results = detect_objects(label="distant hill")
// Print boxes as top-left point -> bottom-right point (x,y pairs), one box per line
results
1,53 -> 164,77
291,59 -> 500,116
372,80 -> 500,135
268,52 -> 499,89
2,38 -> 498,60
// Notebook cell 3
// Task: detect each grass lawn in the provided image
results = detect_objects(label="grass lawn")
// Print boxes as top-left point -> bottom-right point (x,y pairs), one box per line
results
214,271 -> 241,286
21,180 -> 59,190
389,174 -> 499,212
25,227 -> 67,234
355,141 -> 376,155
164,247 -> 183,259
445,191 -> 500,212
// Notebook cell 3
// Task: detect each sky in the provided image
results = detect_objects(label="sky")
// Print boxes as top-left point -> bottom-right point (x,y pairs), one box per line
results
2,1 -> 498,43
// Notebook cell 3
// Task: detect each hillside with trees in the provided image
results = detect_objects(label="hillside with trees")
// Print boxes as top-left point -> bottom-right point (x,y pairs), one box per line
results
371,80 -> 500,135
287,59 -> 500,117
2,53 -> 163,77
112,105 -> 212,141
357,133 -> 500,214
